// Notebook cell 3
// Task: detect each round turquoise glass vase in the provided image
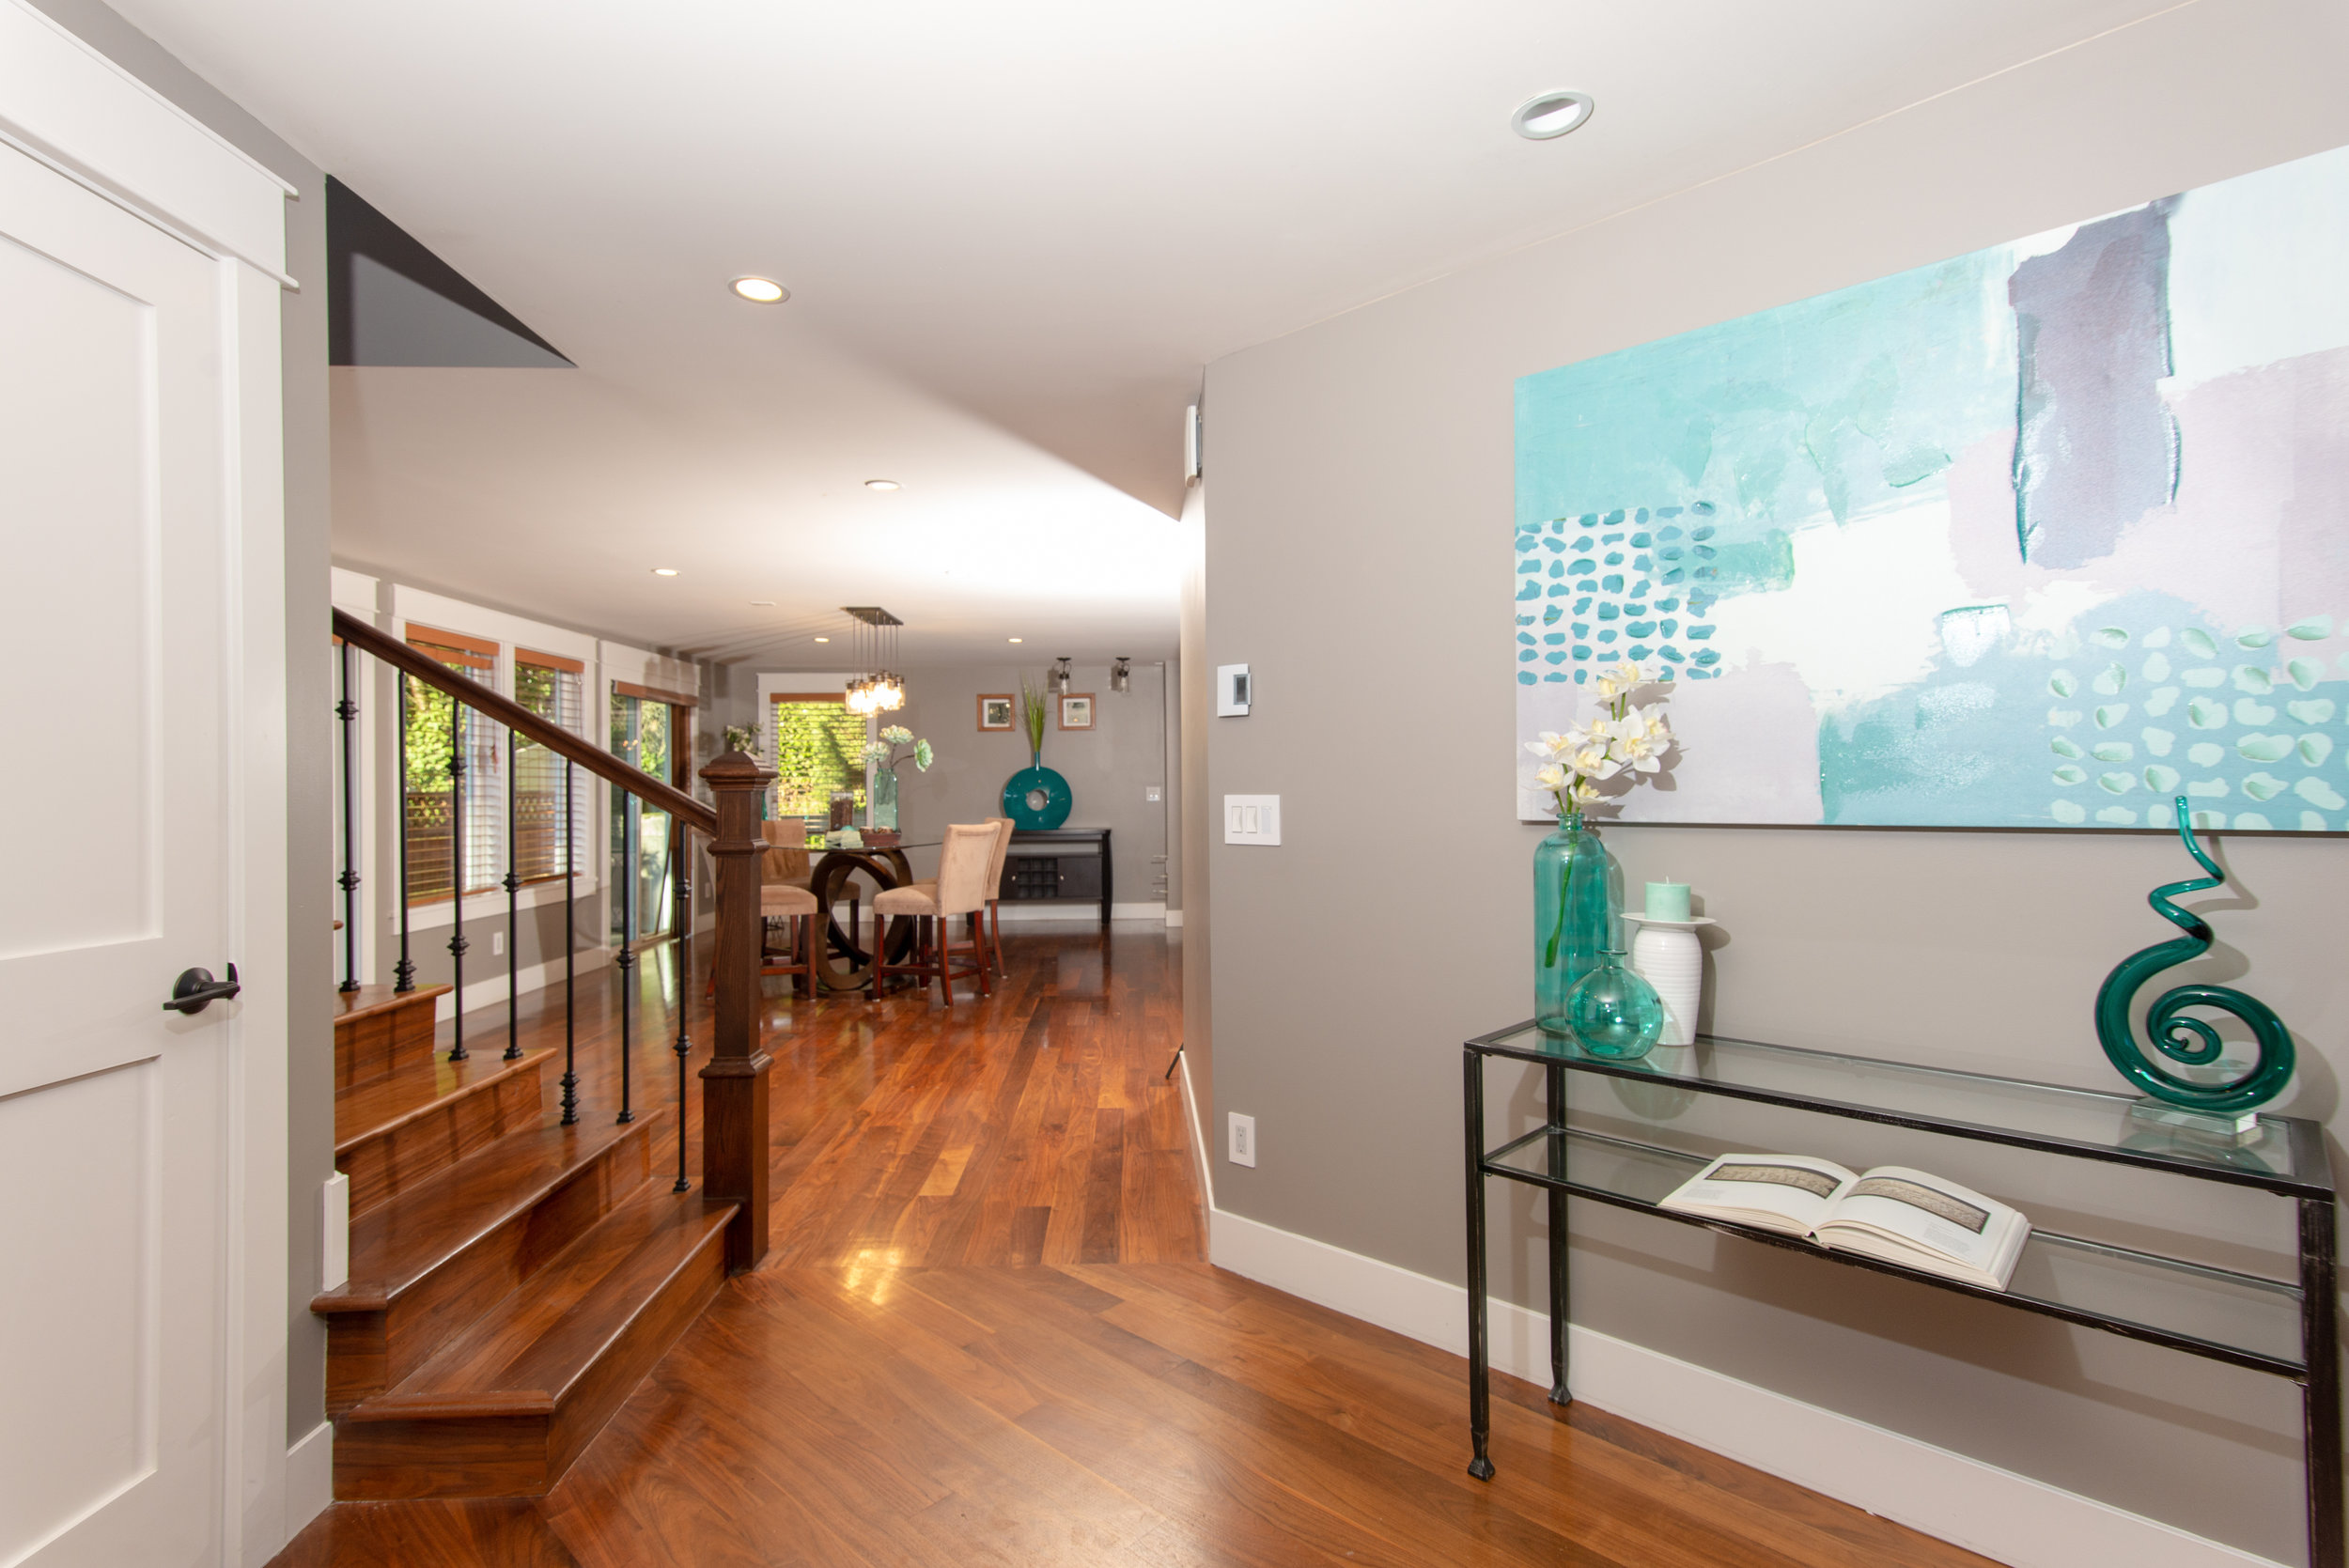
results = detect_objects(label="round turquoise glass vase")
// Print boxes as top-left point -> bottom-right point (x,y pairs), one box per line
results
1564,949 -> 1665,1060
1002,750 -> 1072,831
1533,815 -> 1623,1033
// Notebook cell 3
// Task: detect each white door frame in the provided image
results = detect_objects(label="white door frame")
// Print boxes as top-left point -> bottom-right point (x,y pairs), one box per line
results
0,3 -> 295,1562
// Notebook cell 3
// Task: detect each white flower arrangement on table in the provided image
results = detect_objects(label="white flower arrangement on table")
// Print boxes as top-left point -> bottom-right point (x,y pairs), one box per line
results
1524,661 -> 1676,827
863,724 -> 934,775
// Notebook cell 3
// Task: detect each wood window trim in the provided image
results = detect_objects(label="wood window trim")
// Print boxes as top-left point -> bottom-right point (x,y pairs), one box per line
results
614,679 -> 697,708
517,646 -> 586,675
406,622 -> 499,671
772,692 -> 847,705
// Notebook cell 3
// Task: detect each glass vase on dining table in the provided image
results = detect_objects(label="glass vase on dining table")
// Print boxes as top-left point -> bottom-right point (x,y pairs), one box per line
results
1533,813 -> 1622,1035
869,766 -> 899,831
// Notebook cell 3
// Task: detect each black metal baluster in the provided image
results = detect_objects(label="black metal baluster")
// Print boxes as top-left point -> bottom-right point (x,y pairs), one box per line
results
560,756 -> 578,1126
504,724 -> 521,1060
336,641 -> 360,992
394,674 -> 415,993
447,696 -> 469,1063
615,785 -> 634,1124
673,865 -> 692,1193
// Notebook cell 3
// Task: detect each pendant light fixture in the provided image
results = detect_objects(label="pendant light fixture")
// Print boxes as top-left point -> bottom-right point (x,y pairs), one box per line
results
841,606 -> 906,715
1110,658 -> 1131,694
1048,656 -> 1074,697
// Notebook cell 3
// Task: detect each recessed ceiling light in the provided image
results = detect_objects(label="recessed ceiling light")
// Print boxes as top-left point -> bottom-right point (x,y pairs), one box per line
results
652,567 -> 679,576
864,479 -> 900,491
1008,637 -> 1023,644
1511,89 -> 1595,140
731,276 -> 787,303
814,636 -> 830,644
749,599 -> 774,607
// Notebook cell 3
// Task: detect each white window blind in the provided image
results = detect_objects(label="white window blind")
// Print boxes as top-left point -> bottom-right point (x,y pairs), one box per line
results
403,627 -> 505,903
514,650 -> 589,885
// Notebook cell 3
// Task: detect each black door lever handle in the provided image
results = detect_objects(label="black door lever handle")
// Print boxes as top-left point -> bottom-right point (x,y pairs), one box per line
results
164,963 -> 241,1015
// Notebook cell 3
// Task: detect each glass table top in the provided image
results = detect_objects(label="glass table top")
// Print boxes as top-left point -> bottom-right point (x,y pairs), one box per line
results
1485,1125 -> 2305,1374
805,835 -> 940,853
1469,1023 -> 2324,1197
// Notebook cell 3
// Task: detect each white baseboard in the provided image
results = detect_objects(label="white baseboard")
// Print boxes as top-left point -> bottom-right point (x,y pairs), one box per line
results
1206,1205 -> 2279,1568
434,944 -> 613,1022
284,1421 -> 332,1543
994,900 -> 1168,924
1164,908 -> 1185,927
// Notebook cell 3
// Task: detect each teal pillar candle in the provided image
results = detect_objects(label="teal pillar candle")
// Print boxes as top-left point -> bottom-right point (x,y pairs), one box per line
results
1644,880 -> 1691,923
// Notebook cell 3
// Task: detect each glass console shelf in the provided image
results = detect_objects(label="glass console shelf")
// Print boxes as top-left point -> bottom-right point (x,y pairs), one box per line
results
1461,1022 -> 2340,1568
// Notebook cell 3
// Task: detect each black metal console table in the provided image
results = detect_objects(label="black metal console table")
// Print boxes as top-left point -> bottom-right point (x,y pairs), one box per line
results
1002,827 -> 1112,925
1461,1021 -> 2340,1568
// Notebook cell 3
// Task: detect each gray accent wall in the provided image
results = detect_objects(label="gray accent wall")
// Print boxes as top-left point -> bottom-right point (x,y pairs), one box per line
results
23,0 -> 338,1448
885,662 -> 1174,909
1197,5 -> 2349,1560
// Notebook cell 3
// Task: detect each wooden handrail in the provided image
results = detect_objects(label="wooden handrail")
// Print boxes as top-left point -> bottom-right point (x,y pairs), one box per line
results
333,608 -> 717,837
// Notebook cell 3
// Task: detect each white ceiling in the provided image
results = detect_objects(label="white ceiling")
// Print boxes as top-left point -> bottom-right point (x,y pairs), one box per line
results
107,0 -> 2179,666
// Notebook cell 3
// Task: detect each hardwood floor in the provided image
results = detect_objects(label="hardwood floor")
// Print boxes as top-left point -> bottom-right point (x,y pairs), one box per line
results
276,921 -> 1991,1568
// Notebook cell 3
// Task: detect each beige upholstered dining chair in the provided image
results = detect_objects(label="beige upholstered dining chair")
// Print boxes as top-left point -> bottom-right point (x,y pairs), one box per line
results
756,823 -> 817,997
871,822 -> 996,1003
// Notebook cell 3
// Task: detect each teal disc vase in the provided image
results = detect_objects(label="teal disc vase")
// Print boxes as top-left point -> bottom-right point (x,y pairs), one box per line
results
1534,815 -> 1622,1033
1003,751 -> 1072,831
1565,949 -> 1666,1060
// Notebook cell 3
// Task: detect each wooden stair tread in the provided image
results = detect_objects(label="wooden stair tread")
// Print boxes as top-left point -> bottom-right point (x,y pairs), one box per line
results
350,1191 -> 736,1420
316,1114 -> 659,1312
334,983 -> 453,1026
335,1048 -> 556,1153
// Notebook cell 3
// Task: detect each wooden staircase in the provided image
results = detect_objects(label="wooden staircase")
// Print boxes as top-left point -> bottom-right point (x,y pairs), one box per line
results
315,986 -> 736,1499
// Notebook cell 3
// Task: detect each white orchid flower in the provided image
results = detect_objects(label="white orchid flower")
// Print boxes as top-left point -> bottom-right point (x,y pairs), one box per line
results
1568,778 -> 1603,804
1568,741 -> 1621,780
1524,731 -> 1577,761
1534,762 -> 1567,791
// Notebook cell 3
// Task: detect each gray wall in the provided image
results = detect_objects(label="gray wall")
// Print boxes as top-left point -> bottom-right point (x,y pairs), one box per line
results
1198,2 -> 2349,1560
887,662 -> 1173,908
24,0 -> 338,1445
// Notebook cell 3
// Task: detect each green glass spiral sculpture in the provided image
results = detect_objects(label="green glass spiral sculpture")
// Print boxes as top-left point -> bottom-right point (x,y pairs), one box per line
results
2092,796 -> 2295,1115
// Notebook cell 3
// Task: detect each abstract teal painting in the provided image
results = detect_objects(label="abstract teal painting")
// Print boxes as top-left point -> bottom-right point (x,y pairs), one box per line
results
1516,143 -> 2349,831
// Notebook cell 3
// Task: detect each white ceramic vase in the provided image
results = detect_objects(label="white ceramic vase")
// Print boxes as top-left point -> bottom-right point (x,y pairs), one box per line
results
1628,923 -> 1703,1047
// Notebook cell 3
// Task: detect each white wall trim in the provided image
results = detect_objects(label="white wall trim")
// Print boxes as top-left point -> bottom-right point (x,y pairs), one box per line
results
434,943 -> 613,1023
1206,1205 -> 2279,1568
1164,908 -> 1185,927
282,1421 -> 332,1544
995,900 -> 1168,924
1176,1050 -> 1215,1214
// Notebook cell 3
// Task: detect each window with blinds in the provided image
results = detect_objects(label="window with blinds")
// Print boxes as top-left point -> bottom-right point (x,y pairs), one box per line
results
770,694 -> 866,818
403,626 -> 505,905
514,649 -> 588,884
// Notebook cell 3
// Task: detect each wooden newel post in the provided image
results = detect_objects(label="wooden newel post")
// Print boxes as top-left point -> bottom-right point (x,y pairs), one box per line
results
697,749 -> 774,1272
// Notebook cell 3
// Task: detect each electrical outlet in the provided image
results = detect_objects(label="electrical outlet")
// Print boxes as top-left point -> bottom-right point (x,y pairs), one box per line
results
1146,784 -> 1162,802
1227,1111 -> 1256,1168
491,930 -> 505,955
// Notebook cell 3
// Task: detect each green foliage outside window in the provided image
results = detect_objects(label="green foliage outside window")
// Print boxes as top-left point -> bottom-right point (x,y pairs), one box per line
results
771,700 -> 865,816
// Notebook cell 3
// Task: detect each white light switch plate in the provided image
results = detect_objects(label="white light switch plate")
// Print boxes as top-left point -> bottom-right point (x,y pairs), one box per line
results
1146,785 -> 1162,802
1222,794 -> 1280,845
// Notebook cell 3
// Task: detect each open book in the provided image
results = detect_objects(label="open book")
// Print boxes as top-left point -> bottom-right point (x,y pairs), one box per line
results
1658,1155 -> 2030,1291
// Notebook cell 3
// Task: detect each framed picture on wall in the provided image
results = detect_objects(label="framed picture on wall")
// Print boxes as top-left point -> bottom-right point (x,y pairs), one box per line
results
1059,693 -> 1095,731
977,693 -> 1015,731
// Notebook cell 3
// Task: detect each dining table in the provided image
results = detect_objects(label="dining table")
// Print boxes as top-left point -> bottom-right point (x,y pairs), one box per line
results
800,833 -> 938,992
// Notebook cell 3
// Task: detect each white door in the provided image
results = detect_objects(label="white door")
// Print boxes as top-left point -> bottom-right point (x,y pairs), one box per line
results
0,134 -> 247,1566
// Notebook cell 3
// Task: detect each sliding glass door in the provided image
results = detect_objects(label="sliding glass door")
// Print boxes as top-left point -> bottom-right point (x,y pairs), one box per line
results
610,691 -> 676,945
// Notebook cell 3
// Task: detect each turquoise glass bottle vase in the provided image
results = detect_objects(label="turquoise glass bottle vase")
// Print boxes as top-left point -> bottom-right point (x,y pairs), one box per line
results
1564,949 -> 1665,1060
1533,815 -> 1623,1033
869,767 -> 899,831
